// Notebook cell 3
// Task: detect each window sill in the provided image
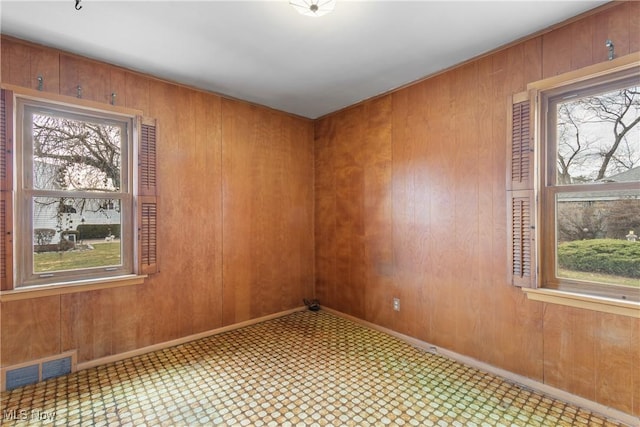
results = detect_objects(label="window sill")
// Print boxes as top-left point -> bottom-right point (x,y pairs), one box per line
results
0,275 -> 147,302
522,288 -> 640,318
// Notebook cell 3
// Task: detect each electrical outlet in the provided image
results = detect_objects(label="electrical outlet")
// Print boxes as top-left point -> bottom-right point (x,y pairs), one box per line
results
393,298 -> 400,311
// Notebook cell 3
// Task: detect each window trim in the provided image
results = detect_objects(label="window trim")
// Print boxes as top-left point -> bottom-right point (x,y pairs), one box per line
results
522,287 -> 639,318
0,84 -> 156,295
16,97 -> 135,286
0,274 -> 146,302
527,53 -> 640,303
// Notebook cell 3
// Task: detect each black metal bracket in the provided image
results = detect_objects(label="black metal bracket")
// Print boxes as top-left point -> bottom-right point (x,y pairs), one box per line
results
606,39 -> 614,61
75,0 -> 82,11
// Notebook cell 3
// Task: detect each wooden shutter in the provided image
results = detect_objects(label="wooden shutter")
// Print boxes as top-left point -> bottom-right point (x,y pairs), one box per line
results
137,117 -> 158,275
508,93 -> 533,191
139,118 -> 157,196
507,92 -> 536,288
507,190 -> 535,288
0,89 -> 14,290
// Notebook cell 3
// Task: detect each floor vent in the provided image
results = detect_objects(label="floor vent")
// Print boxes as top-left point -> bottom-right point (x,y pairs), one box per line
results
5,364 -> 39,390
42,356 -> 73,381
2,351 -> 76,391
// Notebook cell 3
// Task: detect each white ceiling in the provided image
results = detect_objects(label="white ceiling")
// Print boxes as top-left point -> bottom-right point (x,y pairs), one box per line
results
1,0 -> 608,119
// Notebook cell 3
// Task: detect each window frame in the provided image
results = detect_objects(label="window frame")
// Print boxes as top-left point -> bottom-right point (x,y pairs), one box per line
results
0,86 -> 158,297
15,97 -> 135,287
535,64 -> 640,302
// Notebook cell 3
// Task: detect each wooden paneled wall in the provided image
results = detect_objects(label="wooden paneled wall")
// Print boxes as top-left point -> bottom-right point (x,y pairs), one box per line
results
0,0 -> 639,419
0,37 -> 314,365
315,1 -> 640,417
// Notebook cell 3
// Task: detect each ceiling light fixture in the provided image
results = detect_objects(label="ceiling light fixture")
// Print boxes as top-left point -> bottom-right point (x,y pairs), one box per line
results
289,0 -> 336,17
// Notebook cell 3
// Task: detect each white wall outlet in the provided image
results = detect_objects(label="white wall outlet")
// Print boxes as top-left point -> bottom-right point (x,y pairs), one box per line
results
393,298 -> 400,311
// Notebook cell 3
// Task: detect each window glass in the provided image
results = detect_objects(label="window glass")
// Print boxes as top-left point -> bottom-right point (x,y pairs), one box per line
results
555,85 -> 640,185
556,190 -> 640,289
31,110 -> 123,192
32,197 -> 122,273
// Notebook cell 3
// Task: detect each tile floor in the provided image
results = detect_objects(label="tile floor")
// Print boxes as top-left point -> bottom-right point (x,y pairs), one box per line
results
0,310 -> 630,426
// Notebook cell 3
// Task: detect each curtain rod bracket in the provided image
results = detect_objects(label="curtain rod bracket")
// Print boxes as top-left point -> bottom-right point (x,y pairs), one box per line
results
75,0 -> 82,10
605,39 -> 614,61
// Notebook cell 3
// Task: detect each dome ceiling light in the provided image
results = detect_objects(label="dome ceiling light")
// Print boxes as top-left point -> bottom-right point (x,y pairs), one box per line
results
289,0 -> 336,17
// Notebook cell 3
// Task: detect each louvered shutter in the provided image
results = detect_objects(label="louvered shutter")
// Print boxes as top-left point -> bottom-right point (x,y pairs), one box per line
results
0,89 -> 13,290
507,92 -> 536,288
509,97 -> 533,191
137,117 -> 158,275
508,190 -> 535,287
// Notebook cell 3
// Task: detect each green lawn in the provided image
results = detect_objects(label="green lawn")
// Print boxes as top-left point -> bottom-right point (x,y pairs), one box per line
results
34,242 -> 121,272
558,268 -> 640,288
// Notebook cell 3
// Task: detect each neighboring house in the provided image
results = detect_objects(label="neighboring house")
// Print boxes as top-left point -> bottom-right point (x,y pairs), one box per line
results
32,160 -> 121,244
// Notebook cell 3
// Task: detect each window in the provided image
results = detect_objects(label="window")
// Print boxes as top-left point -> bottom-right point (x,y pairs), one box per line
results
543,74 -> 639,300
508,59 -> 639,303
17,100 -> 133,286
0,89 -> 158,291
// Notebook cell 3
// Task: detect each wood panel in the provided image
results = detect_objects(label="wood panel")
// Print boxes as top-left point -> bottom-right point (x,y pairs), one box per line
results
594,313 -> 636,414
360,97 -> 393,327
1,1 -> 638,418
61,291 -> 114,362
190,90 -> 223,333
314,1 -> 636,416
391,81 -> 433,341
1,297 -> 61,365
633,318 -> 640,416
593,2 -> 631,63
315,97 -> 392,323
1,39 -> 31,88
1,38 -> 59,92
542,25 -> 573,78
124,72 -> 150,112
60,54 -> 112,103
1,36 -> 312,367
473,56 -> 498,362
451,63 -> 480,358
424,72 -> 456,351
542,304 -> 594,400
314,118 -> 338,308
222,99 -> 314,325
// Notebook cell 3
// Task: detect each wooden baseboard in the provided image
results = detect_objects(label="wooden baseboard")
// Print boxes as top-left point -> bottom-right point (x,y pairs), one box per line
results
2,308 -> 305,391
322,307 -> 639,427
77,306 -> 306,370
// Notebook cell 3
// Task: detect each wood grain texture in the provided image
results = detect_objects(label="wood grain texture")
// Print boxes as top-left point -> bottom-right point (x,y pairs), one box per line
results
314,1 -> 636,415
391,80 -> 433,341
315,97 -> 392,324
0,38 -> 60,93
60,54 -> 112,103
593,3 -> 631,63
0,297 -> 61,365
61,290 -> 115,362
594,313 -> 636,414
633,318 -> 640,416
1,39 -> 31,88
1,1 -> 638,417
1,37 -> 312,369
222,99 -> 314,325
190,90 -> 223,334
